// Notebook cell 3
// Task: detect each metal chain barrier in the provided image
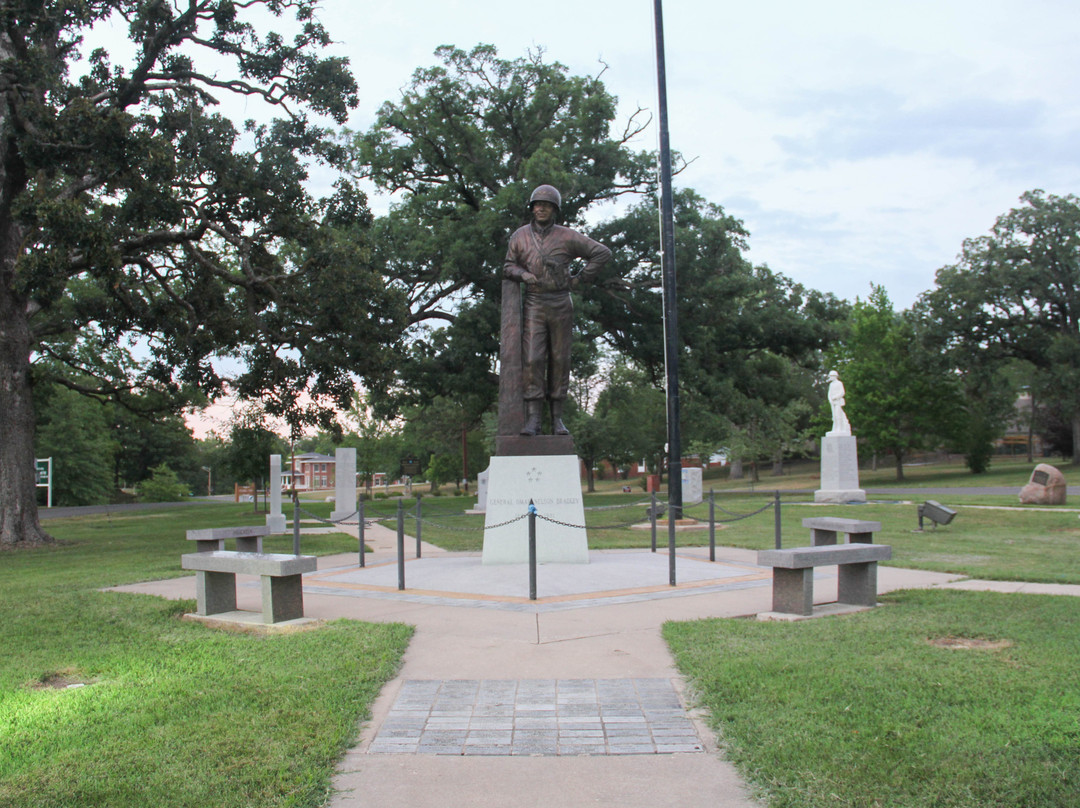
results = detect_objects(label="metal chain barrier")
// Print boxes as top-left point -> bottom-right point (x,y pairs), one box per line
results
583,498 -> 655,511
296,505 -> 363,527
534,512 -> 589,530
708,500 -> 776,523
477,513 -> 531,531
407,511 -> 530,532
294,495 -> 783,543
287,490 -> 788,594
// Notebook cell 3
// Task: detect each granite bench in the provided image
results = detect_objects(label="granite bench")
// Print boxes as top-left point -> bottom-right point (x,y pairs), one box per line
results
757,543 -> 892,616
186,525 -> 270,553
181,529 -> 317,623
801,516 -> 881,546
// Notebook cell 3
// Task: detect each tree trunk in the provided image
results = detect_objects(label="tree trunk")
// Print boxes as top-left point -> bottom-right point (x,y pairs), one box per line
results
1072,414 -> 1080,465
0,281 -> 53,545
894,449 -> 906,482
585,464 -> 595,493
1,36 -> 52,546
771,450 -> 784,477
729,458 -> 744,480
1027,392 -> 1036,464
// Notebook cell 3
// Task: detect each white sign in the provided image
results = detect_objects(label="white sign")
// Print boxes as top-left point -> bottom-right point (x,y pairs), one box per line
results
35,457 -> 52,508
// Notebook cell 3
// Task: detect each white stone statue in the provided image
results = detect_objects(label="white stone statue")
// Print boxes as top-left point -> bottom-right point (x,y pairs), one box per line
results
827,370 -> 851,436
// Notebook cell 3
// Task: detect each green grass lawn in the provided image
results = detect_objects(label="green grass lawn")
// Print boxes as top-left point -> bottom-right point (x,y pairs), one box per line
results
1,504 -> 411,808
362,458 -> 1080,584
665,589 -> 1080,808
696,453 -> 1069,492
4,456 -> 1078,807
687,496 -> 1080,584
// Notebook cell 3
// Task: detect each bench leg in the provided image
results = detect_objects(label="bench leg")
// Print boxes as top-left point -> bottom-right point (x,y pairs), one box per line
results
850,532 -> 874,544
195,570 -> 236,615
811,529 -> 837,546
772,568 -> 813,615
837,562 -> 878,607
261,574 -> 305,623
236,536 -> 264,553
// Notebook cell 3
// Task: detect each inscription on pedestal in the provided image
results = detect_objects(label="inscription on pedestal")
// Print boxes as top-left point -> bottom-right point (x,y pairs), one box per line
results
483,455 -> 588,564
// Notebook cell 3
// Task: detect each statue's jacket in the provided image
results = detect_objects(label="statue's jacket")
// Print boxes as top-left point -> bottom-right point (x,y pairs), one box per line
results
503,221 -> 611,295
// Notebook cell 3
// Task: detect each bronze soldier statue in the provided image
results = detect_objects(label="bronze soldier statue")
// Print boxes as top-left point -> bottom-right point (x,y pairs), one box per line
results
503,185 -> 611,437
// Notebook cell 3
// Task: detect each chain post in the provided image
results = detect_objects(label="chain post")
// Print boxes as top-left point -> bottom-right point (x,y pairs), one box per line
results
528,500 -> 537,601
650,491 -> 658,553
358,498 -> 366,567
668,489 -> 677,587
415,494 -> 422,558
774,490 -> 782,549
292,490 -> 301,555
396,498 -> 405,590
709,488 -> 716,562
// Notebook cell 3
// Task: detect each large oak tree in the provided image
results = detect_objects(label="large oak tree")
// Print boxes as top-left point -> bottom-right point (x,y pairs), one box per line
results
920,190 -> 1080,462
1,1 -> 406,545
832,285 -> 961,480
351,44 -> 661,423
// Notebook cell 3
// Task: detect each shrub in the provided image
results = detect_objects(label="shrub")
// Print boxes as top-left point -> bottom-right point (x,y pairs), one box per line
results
136,464 -> 190,502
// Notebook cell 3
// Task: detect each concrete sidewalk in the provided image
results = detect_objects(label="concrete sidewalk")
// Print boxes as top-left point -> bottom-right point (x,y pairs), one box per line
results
110,523 -> 1077,808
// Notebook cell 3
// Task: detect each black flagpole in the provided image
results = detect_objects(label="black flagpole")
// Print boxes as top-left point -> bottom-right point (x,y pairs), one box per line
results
653,0 -> 682,586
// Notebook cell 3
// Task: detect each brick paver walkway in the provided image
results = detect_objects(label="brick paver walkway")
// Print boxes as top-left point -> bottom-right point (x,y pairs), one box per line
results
369,678 -> 705,756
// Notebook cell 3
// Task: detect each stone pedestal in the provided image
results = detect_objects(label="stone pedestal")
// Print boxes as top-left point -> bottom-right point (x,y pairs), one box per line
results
815,435 -> 866,503
266,455 -> 287,534
331,448 -> 357,521
482,454 -> 588,564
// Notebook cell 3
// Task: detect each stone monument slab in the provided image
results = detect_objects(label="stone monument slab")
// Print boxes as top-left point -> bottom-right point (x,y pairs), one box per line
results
473,467 -> 489,513
483,454 -> 588,564
331,447 -> 357,521
266,454 -> 286,533
681,466 -> 703,506
815,435 -> 866,503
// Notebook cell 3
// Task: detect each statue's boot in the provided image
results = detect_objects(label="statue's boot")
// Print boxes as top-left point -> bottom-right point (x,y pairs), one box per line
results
551,400 -> 570,436
520,400 -> 542,436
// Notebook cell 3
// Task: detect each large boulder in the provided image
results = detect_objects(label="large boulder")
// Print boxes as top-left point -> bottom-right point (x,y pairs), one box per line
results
1018,463 -> 1067,505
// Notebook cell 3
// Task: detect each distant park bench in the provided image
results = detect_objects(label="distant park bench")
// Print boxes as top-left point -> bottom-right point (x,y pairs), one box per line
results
182,526 -> 316,624
801,516 -> 881,545
757,517 -> 890,616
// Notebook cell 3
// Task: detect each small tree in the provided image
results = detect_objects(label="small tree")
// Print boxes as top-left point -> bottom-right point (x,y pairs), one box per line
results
34,383 -> 116,506
425,454 -> 458,494
833,286 -> 960,481
224,411 -> 287,512
595,362 -> 667,483
136,464 -> 189,503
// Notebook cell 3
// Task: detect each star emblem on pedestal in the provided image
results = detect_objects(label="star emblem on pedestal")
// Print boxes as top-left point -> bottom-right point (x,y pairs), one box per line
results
526,467 -> 542,483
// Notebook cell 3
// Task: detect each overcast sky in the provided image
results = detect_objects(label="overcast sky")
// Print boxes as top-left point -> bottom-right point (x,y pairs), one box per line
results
293,0 -> 1079,309
83,1 -> 1080,437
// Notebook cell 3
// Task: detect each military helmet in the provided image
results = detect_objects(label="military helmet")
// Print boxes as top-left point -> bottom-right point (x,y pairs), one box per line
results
528,184 -> 562,211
